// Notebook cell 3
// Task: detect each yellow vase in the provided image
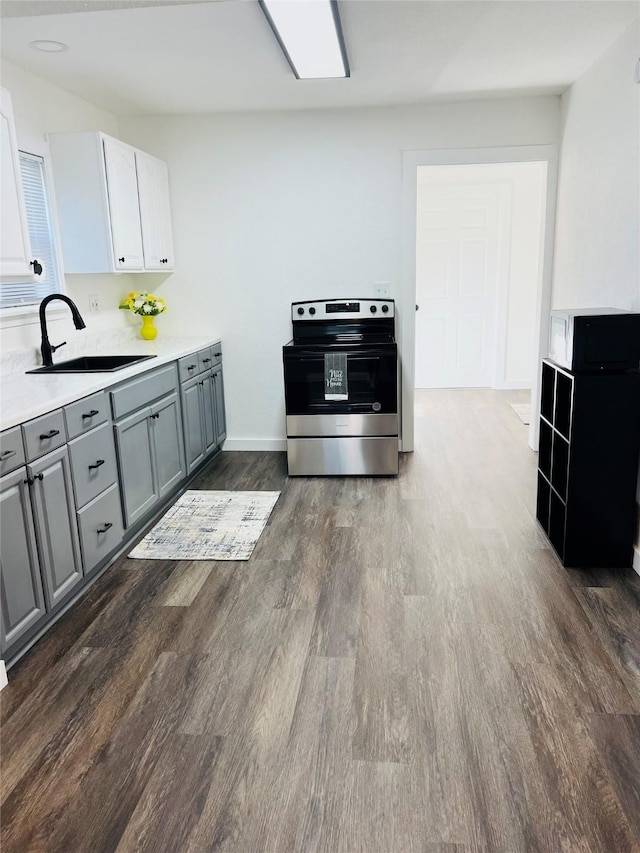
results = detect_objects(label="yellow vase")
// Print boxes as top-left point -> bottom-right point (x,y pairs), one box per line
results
140,315 -> 158,341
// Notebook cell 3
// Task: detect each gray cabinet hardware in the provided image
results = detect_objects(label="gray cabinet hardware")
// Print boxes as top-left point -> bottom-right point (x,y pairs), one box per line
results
82,409 -> 100,419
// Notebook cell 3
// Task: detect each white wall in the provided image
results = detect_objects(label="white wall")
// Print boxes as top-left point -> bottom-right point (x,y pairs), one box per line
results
415,161 -> 546,389
0,60 -> 136,356
551,24 -> 640,570
553,25 -> 639,312
120,96 -> 560,448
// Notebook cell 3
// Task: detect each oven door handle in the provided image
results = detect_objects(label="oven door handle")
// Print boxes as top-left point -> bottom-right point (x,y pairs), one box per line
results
285,349 -> 390,359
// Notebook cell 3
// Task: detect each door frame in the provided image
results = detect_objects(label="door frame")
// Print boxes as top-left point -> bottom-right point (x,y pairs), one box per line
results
400,145 -> 559,452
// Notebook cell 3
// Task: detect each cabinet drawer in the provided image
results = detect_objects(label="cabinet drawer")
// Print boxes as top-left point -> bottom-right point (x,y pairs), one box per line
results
111,363 -> 178,419
77,483 -> 124,573
211,343 -> 222,367
68,423 -> 118,509
0,426 -> 26,476
22,410 -> 66,461
64,391 -> 108,439
198,347 -> 215,374
178,353 -> 201,383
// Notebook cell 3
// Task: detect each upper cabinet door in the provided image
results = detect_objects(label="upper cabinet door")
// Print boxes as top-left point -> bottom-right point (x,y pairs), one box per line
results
102,136 -> 144,271
135,150 -> 175,271
0,88 -> 34,278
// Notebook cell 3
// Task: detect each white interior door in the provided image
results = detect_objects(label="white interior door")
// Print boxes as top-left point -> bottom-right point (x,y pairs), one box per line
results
415,182 -> 507,388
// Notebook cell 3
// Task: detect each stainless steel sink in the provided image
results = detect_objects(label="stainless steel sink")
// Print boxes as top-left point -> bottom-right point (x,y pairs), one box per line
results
26,354 -> 157,374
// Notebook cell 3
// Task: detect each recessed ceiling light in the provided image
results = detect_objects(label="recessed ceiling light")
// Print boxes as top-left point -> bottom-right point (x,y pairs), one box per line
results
260,0 -> 349,80
29,40 -> 68,53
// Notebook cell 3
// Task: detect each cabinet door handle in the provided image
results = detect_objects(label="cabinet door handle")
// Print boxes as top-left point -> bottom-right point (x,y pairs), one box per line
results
118,257 -> 125,263
88,459 -> 105,470
30,259 -> 43,275
39,429 -> 60,440
97,522 -> 113,534
25,473 -> 44,485
24,476 -> 34,486
0,450 -> 16,460
82,409 -> 100,419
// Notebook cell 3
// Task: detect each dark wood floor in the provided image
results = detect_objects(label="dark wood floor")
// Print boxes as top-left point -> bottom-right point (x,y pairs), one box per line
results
2,389 -> 640,852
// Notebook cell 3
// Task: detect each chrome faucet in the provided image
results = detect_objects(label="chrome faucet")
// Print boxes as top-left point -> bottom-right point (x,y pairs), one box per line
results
39,294 -> 86,367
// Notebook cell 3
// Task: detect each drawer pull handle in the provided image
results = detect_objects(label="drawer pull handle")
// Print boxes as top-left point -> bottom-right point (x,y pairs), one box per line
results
202,358 -> 211,363
88,459 -> 105,470
39,429 -> 60,440
150,413 -> 160,420
214,352 -> 221,357
0,450 -> 16,460
97,522 -> 113,534
82,409 -> 100,419
188,364 -> 197,371
118,257 -> 125,263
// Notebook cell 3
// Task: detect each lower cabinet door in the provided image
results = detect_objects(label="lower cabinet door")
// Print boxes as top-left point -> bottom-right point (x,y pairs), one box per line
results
151,392 -> 185,497
201,371 -> 216,456
77,484 -> 124,573
212,367 -> 226,446
29,446 -> 83,610
181,377 -> 205,474
0,468 -> 46,651
114,407 -> 159,528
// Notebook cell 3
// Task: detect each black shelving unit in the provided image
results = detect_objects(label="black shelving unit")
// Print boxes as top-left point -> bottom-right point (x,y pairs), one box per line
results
536,359 -> 640,568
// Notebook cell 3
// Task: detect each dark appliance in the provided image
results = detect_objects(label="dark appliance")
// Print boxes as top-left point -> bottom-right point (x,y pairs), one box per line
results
283,299 -> 399,476
549,307 -> 640,373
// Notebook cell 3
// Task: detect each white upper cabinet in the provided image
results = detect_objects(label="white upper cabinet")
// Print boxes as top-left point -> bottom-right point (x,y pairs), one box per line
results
135,150 -> 175,271
48,131 -> 174,275
102,136 -> 144,271
0,88 -> 34,278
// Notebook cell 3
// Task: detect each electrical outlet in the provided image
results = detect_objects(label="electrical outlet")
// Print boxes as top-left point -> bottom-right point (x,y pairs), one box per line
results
374,281 -> 391,297
89,294 -> 100,314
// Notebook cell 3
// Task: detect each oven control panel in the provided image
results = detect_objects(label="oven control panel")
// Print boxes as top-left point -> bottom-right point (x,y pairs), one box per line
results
292,299 -> 394,321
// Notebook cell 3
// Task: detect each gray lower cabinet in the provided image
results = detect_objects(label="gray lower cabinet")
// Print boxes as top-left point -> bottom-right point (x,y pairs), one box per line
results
212,366 -> 226,445
0,468 -> 46,652
29,446 -> 83,609
182,375 -> 205,474
114,406 -> 159,528
152,392 -> 186,497
181,360 -> 226,475
114,391 -> 186,528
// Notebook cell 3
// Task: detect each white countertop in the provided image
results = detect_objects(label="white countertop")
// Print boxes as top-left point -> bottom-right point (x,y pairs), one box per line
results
0,333 -> 221,431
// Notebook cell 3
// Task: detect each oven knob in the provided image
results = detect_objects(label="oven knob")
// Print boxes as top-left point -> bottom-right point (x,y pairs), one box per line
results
309,306 -> 316,315
370,305 -> 377,314
297,307 -> 304,315
381,304 -> 389,313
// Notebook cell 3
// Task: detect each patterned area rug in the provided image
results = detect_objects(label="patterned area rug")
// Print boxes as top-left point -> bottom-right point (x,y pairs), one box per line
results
510,402 -> 531,425
128,490 -> 280,561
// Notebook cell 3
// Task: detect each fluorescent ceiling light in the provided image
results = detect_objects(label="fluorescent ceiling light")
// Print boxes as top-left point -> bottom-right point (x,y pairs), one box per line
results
260,0 -> 350,80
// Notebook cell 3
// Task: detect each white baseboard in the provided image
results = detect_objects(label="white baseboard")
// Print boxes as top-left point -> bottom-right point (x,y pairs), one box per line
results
0,660 -> 7,692
493,380 -> 533,390
633,546 -> 640,577
223,439 -> 287,452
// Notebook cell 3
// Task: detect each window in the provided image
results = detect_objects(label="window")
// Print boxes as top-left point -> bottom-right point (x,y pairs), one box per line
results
1,152 -> 63,309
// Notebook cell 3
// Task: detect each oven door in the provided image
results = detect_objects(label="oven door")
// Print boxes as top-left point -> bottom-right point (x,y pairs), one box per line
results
283,345 -> 397,416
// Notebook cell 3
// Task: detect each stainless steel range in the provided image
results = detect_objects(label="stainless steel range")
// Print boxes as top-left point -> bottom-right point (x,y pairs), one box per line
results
283,298 -> 399,476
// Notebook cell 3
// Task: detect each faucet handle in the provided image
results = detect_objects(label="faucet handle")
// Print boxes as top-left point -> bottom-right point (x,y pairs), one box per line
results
51,341 -> 67,353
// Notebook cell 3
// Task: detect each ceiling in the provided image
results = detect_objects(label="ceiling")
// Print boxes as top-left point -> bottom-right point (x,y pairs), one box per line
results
1,0 -> 637,117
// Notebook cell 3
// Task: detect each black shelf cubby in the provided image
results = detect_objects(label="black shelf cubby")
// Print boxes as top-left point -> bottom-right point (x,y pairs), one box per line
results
536,359 -> 640,568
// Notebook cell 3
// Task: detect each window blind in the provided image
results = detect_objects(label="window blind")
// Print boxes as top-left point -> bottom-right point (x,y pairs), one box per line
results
0,152 -> 61,309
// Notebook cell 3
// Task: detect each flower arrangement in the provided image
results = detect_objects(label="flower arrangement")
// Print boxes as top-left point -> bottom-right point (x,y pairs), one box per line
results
119,292 -> 167,316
